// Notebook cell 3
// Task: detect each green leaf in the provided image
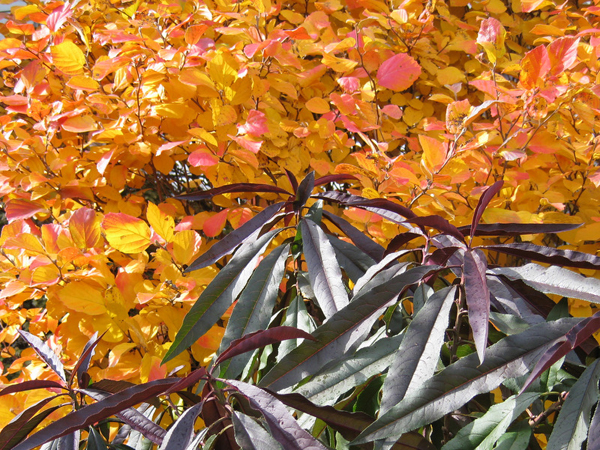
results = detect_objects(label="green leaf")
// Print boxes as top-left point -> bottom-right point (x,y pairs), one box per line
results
547,359 -> 600,450
163,229 -> 281,363
259,266 -> 437,391
277,295 -> 317,362
87,427 -> 107,450
441,392 -> 539,450
327,235 -> 374,283
352,317 -> 581,445
218,244 -> 290,379
232,411 -> 283,450
380,286 -> 456,415
494,422 -> 532,450
301,218 -> 349,319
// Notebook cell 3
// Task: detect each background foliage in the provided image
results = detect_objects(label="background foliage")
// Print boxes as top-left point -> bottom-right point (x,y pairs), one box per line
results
0,0 -> 600,447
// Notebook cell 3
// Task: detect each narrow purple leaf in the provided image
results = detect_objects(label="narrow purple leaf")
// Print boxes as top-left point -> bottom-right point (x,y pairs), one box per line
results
18,330 -> 66,383
301,218 -> 349,318
80,389 -> 166,445
314,173 -> 358,186
0,380 -> 65,396
458,222 -> 582,237
0,397 -> 65,450
295,171 -> 315,211
164,367 -> 207,395
404,216 -> 466,243
285,169 -> 299,193
384,232 -> 422,256
322,210 -> 384,261
176,183 -> 292,201
185,202 -> 285,272
481,243 -> 600,270
470,180 -> 504,240
13,378 -> 179,450
72,331 -> 104,389
463,248 -> 490,363
224,380 -> 328,450
425,247 -> 461,267
214,327 -> 315,367
315,192 -> 417,223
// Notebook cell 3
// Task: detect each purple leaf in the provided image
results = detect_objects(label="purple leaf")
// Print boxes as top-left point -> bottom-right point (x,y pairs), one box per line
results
458,222 -> 582,237
185,202 -> 285,272
463,248 -> 490,363
315,192 -> 417,223
176,183 -> 292,201
294,171 -> 315,211
224,380 -> 328,450
481,243 -> 600,270
0,380 -> 65,397
424,247 -> 461,267
314,173 -> 358,186
164,367 -> 207,395
156,402 -> 203,449
12,378 -> 179,450
285,169 -> 298,193
322,210 -> 385,261
72,331 -> 104,389
80,389 -> 167,445
301,218 -> 349,319
384,232 -> 422,256
470,180 -> 504,240
214,326 -> 316,368
404,216 -> 466,244
0,397 -> 65,450
18,330 -> 66,383
521,310 -> 600,392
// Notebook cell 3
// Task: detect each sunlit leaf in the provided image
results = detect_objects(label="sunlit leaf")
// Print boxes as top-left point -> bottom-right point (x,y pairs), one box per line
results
102,213 -> 152,254
377,53 -> 421,92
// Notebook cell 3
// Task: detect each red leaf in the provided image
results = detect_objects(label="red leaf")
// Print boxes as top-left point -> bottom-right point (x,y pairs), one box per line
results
188,149 -> 219,167
214,327 -> 316,368
519,45 -> 550,89
548,37 -> 580,76
5,199 -> 45,222
477,17 -> 503,45
238,110 -> 269,136
203,209 -> 229,237
377,53 -> 421,92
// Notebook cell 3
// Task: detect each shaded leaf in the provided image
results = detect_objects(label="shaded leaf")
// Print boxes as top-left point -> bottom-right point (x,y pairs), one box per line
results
159,402 -> 204,450
259,266 -> 438,391
0,380 -> 65,396
457,223 -> 582,237
441,393 -> 539,450
18,330 -> 66,383
547,360 -> 600,450
352,250 -> 412,296
301,218 -> 349,319
380,286 -> 457,415
224,380 -> 328,450
163,229 -> 281,363
327,235 -> 375,282
215,326 -> 316,368
490,264 -> 600,304
405,216 -> 465,244
384,232 -> 422,256
588,400 -> 600,450
481,243 -> 600,270
463,248 -> 490,363
314,174 -> 358,186
315,191 -> 417,222
353,317 -> 581,445
186,202 -> 285,271
494,423 -> 532,450
73,331 -> 103,388
87,427 -> 108,450
295,171 -> 315,211
470,181 -> 503,240
176,183 -> 291,201
277,295 -> 317,362
232,412 -> 283,450
322,210 -> 385,261
13,378 -> 179,450
285,169 -> 298,193
217,243 -> 290,378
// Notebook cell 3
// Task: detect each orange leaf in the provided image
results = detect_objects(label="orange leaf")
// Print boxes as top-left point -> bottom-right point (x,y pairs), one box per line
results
203,209 -> 229,237
70,208 -> 102,249
102,213 -> 151,254
519,45 -> 550,89
377,53 -> 421,92
62,115 -> 98,133
419,135 -> 448,171
5,199 -> 45,222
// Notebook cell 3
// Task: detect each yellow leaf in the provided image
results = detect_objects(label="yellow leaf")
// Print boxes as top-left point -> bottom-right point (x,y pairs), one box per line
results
306,97 -> 330,114
51,41 -> 86,75
58,282 -> 106,315
102,213 -> 151,254
189,128 -> 218,146
66,75 -> 99,91
147,203 -> 174,243
154,103 -> 195,119
322,53 -> 358,73
62,116 -> 98,133
171,230 -> 201,265
436,67 -> 466,86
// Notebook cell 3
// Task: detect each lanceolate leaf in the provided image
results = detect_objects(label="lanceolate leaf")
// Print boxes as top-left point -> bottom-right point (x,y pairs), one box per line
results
0,397 -> 64,450
327,235 -> 374,283
13,378 -> 179,450
295,171 -> 315,211
315,191 -> 417,222
232,412 -> 283,450
163,229 -> 281,363
301,218 -> 349,319
314,173 -> 358,186
81,389 -> 166,445
0,380 -> 65,396
481,243 -> 600,270
457,222 -> 582,237
441,392 -> 540,450
352,250 -> 412,296
494,424 -> 532,450
588,401 -> 600,450
293,333 -> 404,406
285,169 -> 299,193
215,326 -> 316,368
463,248 -> 490,363
73,331 -> 103,388
322,210 -> 385,261
17,330 -> 66,383
259,265 -> 438,391
404,216 -> 465,244
470,180 -> 504,240
490,263 -> 600,304
224,380 -> 328,450
385,232 -> 424,255
353,317 -> 581,445
380,286 -> 457,415
158,402 -> 204,450
175,183 -> 292,201
547,360 -> 600,450
217,243 -> 290,378
186,202 -> 285,271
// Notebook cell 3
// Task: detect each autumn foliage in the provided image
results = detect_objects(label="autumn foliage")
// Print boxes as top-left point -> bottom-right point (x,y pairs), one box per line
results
1,0 -> 600,447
